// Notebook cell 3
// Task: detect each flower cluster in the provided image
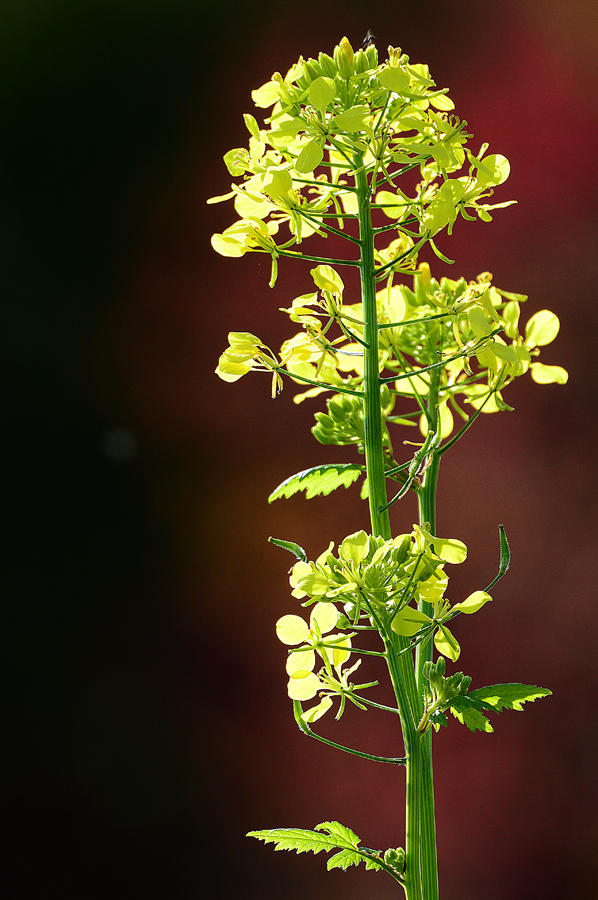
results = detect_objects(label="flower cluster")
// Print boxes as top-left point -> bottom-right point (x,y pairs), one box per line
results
277,528 -> 493,723
216,264 -> 567,447
276,602 -> 372,722
209,37 -> 513,279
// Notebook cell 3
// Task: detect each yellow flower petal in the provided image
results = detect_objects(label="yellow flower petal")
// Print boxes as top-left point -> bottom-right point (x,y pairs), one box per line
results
310,601 -> 338,635
391,606 -> 432,636
286,648 -> 315,675
287,671 -> 321,700
434,625 -> 461,661
276,614 -> 310,645
451,591 -> 492,614
303,696 -> 333,722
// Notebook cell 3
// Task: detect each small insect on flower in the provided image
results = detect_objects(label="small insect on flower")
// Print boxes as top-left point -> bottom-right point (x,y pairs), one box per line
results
363,29 -> 376,48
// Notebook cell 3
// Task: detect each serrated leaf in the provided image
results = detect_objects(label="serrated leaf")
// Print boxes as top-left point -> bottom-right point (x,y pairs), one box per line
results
268,537 -> 308,561
449,696 -> 494,733
248,820 -> 362,857
327,848 -> 383,872
469,683 -> 552,712
247,827 -> 345,855
316,821 -> 360,847
268,464 -> 363,502
327,849 -> 363,871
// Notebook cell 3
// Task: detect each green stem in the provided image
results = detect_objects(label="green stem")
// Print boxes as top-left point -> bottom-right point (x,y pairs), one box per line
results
355,154 -> 390,541
415,370 -> 442,900
355,151 -> 428,899
384,629 -> 423,900
293,701 -> 406,765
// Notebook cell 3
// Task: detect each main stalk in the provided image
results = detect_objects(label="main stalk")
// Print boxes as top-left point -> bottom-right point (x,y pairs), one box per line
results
355,155 -> 439,900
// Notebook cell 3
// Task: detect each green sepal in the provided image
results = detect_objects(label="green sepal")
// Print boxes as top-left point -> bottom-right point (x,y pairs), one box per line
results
268,537 -> 308,562
485,524 -> 510,591
268,464 -> 364,502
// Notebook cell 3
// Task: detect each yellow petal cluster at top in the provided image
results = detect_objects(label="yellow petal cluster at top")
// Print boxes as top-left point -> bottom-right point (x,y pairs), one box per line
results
208,37 -> 514,274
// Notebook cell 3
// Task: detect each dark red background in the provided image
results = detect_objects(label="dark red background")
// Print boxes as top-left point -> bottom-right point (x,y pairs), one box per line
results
4,1 -> 597,897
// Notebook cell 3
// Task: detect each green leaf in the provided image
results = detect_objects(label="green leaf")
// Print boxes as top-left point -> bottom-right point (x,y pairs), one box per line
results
327,849 -> 363,871
327,849 -> 383,872
316,820 -> 360,847
469,683 -> 552,712
268,464 -> 363,502
268,537 -> 308,562
449,683 -> 551,733
449,696 -> 494,733
247,827 -> 349,856
248,819 -> 361,856
498,524 -> 510,576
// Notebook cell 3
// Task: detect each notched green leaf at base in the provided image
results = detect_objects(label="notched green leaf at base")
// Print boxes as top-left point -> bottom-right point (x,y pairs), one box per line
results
247,821 -> 360,858
248,821 -> 384,874
327,849 -> 383,872
268,464 -> 364,502
247,826 -> 344,855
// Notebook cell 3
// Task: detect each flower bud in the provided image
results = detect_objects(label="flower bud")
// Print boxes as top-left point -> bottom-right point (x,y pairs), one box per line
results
354,48 -> 370,75
365,44 -> 379,68
384,847 -> 405,873
334,37 -> 355,79
318,52 -> 337,78
303,58 -> 321,83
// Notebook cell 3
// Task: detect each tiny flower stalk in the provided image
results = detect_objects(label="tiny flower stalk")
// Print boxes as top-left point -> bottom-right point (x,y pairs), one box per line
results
211,36 -> 562,899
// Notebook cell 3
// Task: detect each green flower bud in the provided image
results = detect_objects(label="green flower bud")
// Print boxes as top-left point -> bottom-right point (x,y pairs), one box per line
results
303,58 -> 321,83
318,52 -> 337,78
334,36 -> 355,79
354,48 -> 370,75
384,847 -> 405,873
365,44 -> 379,68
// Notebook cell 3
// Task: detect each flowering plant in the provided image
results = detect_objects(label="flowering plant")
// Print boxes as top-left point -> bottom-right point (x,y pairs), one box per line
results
211,36 -> 565,899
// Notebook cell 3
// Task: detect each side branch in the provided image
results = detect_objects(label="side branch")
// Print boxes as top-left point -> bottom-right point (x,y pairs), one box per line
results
293,701 -> 406,765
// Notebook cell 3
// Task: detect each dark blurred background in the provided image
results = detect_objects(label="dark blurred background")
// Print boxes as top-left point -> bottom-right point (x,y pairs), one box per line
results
3,1 -> 597,897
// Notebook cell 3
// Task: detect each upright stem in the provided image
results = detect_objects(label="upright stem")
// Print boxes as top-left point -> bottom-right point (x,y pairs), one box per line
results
415,369 -> 442,900
355,157 -> 391,542
356,154 -> 427,900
